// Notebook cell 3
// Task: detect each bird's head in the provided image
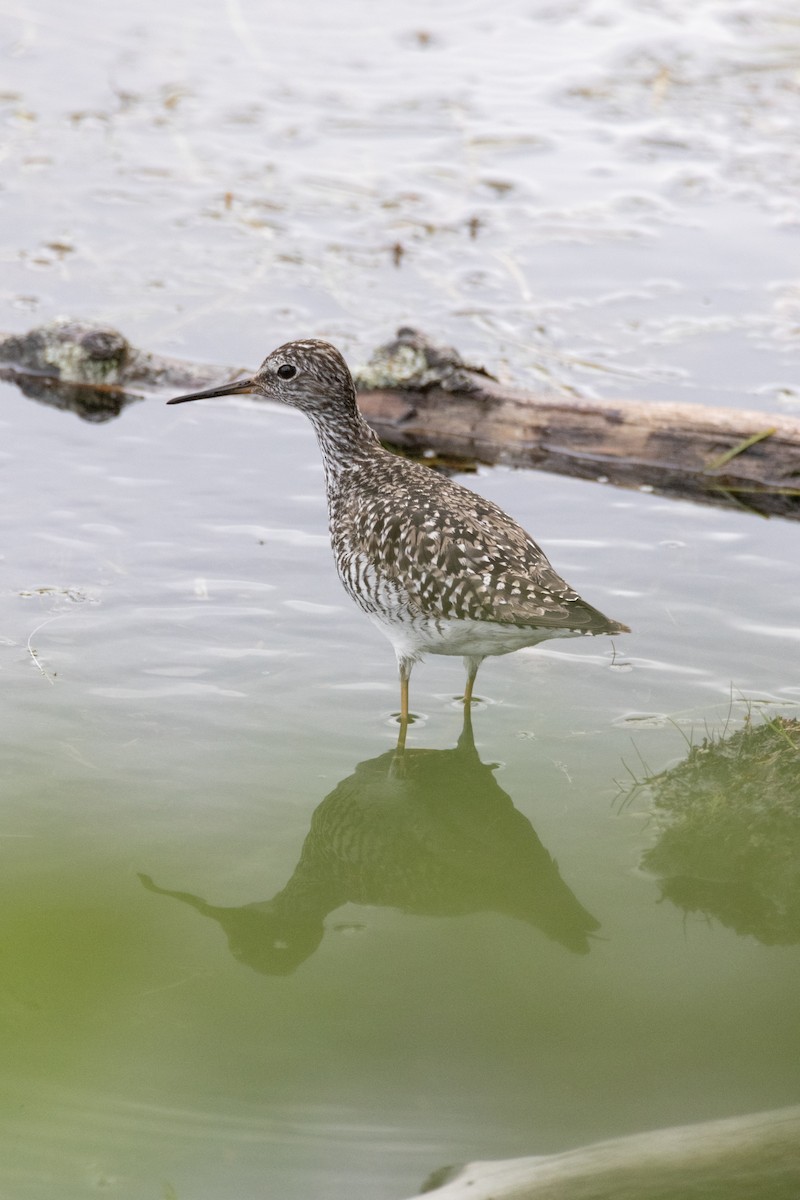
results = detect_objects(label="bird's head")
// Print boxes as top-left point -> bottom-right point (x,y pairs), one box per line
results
167,339 -> 357,416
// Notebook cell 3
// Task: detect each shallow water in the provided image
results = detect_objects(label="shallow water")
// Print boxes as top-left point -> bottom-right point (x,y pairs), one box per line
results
2,0 -> 800,1197
3,0 -> 800,407
2,381 -> 799,1198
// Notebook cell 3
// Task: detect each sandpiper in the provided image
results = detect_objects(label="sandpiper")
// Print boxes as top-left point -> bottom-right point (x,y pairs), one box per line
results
168,340 -> 628,735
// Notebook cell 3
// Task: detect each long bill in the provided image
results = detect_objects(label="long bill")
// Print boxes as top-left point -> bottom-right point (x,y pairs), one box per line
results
167,377 -> 256,405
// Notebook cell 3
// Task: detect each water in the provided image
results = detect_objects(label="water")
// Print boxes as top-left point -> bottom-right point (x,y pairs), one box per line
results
3,0 -> 800,408
2,380 -> 799,1198
2,0 -> 800,1196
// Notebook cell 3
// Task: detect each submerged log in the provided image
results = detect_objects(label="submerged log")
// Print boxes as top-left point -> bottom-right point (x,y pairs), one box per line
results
2,321 -> 799,519
406,1106 -> 800,1200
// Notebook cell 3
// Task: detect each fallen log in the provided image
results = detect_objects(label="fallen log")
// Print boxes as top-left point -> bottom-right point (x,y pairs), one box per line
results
0,319 -> 229,422
2,321 -> 799,520
357,330 -> 800,521
405,1105 -> 800,1200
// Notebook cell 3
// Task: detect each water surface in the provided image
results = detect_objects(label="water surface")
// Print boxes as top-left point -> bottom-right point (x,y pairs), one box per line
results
2,381 -> 799,1198
2,0 -> 800,1196
3,0 -> 800,407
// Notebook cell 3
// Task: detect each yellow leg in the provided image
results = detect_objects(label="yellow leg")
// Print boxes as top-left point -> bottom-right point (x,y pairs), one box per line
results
397,660 -> 411,752
462,656 -> 481,708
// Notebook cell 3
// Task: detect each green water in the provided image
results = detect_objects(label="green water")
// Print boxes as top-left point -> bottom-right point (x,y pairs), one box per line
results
2,383 -> 798,1198
3,0 -> 800,1192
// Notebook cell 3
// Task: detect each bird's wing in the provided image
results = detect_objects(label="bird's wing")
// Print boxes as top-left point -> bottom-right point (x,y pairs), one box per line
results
336,471 -> 615,632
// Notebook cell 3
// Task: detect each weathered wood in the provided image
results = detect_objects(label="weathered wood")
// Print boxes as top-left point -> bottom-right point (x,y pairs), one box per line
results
405,1106 -> 800,1200
2,321 -> 799,519
357,381 -> 800,521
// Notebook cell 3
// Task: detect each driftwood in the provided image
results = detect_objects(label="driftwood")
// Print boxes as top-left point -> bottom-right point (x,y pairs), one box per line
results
406,1106 -> 800,1200
2,321 -> 799,519
0,319 -> 229,422
357,331 -> 800,521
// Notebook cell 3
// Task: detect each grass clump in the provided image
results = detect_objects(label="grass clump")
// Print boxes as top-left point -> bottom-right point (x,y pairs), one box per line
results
640,716 -> 800,945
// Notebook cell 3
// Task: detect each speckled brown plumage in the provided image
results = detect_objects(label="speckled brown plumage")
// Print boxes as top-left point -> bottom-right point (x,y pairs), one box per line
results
329,453 -> 616,631
168,339 -> 629,725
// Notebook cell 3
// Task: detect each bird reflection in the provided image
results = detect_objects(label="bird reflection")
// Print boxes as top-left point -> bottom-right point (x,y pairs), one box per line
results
140,710 -> 599,974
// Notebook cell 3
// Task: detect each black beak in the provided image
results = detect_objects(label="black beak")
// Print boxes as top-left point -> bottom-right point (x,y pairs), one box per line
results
166,376 -> 256,405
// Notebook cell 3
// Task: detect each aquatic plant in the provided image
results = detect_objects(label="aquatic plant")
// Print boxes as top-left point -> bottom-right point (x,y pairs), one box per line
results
640,716 -> 800,945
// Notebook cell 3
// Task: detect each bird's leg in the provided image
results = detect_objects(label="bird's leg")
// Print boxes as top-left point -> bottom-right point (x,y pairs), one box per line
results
396,656 -> 413,752
462,655 -> 482,708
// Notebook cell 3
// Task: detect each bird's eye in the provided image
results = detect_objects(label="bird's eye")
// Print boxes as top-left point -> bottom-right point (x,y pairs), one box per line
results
277,363 -> 296,380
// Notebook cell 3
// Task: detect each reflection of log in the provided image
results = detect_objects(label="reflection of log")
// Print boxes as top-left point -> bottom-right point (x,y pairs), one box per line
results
2,321 -> 799,519
405,1105 -> 800,1200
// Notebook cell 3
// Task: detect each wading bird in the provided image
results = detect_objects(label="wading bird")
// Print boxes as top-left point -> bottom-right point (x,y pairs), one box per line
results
168,340 -> 628,741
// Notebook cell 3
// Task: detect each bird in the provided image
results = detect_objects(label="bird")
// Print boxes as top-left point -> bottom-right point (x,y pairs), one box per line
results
168,339 -> 629,738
